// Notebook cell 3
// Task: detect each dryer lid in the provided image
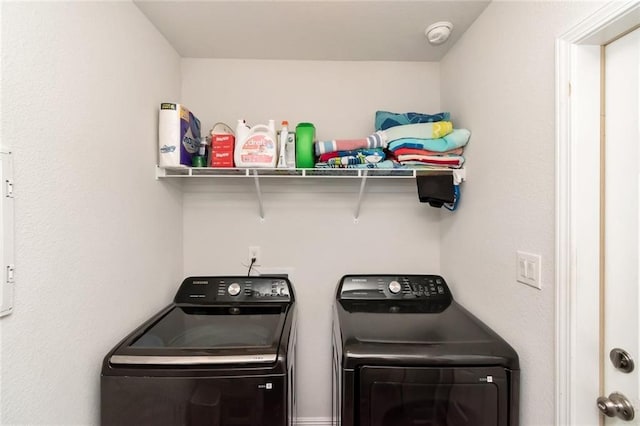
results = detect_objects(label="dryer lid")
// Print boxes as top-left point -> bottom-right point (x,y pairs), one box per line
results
339,302 -> 492,345
336,302 -> 520,368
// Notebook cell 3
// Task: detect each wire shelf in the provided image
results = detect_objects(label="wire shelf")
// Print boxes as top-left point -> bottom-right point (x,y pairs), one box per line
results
155,166 -> 465,222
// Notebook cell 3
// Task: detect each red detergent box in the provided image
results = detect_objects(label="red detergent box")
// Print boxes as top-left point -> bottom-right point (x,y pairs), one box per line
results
211,134 -> 235,149
210,150 -> 234,168
210,133 -> 235,167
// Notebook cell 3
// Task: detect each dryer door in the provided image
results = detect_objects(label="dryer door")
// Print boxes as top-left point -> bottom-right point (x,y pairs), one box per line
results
358,366 -> 511,426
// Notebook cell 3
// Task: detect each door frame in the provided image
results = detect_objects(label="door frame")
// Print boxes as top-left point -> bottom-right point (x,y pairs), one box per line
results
556,2 -> 640,425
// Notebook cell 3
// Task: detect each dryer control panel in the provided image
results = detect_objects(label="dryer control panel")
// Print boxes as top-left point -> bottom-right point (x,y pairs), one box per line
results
175,276 -> 293,304
338,275 -> 452,301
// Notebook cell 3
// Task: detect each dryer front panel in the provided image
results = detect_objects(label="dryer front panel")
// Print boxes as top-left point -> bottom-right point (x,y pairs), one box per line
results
358,366 -> 511,426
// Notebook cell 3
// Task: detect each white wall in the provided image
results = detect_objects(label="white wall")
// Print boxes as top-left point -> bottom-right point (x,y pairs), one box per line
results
439,2 -> 604,426
181,58 -> 441,139
180,58 -> 443,418
0,2 -> 183,425
0,2 -> 612,424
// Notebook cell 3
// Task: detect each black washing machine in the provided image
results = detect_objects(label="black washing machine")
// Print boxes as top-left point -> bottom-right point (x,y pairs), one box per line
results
101,276 -> 297,426
332,274 -> 519,426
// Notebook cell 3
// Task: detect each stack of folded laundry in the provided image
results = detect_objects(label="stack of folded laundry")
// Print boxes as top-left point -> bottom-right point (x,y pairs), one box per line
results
314,133 -> 393,169
313,111 -> 470,169
377,110 -> 470,169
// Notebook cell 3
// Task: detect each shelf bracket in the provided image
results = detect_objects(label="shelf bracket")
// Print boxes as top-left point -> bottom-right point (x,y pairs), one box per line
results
155,165 -> 167,180
353,170 -> 368,223
252,170 -> 265,222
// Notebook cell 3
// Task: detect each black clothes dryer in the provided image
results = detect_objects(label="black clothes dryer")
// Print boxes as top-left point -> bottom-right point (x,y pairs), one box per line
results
101,276 -> 297,426
332,274 -> 519,426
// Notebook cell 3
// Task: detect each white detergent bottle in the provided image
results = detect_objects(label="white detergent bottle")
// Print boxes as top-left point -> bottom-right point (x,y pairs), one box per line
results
234,119 -> 278,168
235,119 -> 250,145
277,120 -> 289,168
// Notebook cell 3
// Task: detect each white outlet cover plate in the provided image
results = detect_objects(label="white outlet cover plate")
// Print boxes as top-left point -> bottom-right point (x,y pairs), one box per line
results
516,251 -> 542,290
248,246 -> 261,266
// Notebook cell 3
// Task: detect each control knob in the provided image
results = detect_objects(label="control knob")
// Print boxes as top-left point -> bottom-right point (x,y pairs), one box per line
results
388,280 -> 402,294
228,283 -> 241,296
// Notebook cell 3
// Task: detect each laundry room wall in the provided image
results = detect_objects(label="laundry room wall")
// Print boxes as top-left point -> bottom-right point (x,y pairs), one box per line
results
1,2 -> 183,425
181,59 -> 440,140
180,58 -> 443,421
438,2 -> 604,426
0,1 -> 615,425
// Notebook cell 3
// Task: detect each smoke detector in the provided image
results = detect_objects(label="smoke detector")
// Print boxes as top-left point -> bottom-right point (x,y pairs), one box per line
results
425,21 -> 453,45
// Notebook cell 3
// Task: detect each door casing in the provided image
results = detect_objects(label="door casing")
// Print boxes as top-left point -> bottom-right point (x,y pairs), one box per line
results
556,2 -> 640,425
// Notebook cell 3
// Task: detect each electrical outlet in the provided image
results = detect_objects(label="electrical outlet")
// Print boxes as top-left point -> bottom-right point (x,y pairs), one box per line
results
248,246 -> 261,266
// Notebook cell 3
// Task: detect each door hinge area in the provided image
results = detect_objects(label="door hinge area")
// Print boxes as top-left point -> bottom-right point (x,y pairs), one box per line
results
5,179 -> 14,198
6,265 -> 15,283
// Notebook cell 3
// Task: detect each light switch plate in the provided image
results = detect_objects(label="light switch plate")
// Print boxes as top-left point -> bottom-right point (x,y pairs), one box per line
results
516,251 -> 542,290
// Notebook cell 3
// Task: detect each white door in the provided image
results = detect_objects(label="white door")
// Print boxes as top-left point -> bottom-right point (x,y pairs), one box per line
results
601,27 -> 640,424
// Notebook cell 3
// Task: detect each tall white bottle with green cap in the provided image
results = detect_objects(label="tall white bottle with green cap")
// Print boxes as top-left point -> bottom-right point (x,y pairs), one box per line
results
277,120 -> 289,168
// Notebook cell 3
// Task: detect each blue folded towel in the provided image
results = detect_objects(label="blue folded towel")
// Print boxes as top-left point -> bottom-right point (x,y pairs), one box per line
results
375,111 -> 451,131
387,129 -> 471,153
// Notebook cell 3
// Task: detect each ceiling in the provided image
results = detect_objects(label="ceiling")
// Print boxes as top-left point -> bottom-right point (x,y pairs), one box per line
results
134,1 -> 490,62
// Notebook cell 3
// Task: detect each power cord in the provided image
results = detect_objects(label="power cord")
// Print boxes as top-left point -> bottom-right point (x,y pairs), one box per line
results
247,257 -> 257,276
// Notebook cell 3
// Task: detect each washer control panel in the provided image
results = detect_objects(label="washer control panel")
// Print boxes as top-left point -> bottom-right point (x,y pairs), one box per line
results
175,276 -> 293,304
338,275 -> 451,301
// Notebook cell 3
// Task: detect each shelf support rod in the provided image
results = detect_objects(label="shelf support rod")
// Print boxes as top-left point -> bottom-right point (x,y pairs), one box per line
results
353,170 -> 368,222
252,170 -> 265,221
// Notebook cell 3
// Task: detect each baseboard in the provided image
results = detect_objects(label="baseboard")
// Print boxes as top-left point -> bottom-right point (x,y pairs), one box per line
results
295,417 -> 334,426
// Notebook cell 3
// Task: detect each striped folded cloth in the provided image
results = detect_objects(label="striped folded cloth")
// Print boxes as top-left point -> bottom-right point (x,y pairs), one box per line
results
315,132 -> 386,156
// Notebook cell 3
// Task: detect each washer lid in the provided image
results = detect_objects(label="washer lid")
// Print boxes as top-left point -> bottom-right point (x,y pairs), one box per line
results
110,304 -> 289,366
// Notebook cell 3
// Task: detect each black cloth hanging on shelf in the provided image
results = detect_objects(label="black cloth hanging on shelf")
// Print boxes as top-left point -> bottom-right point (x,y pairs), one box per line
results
416,173 -> 455,208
